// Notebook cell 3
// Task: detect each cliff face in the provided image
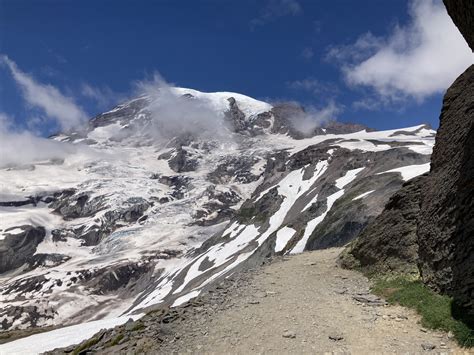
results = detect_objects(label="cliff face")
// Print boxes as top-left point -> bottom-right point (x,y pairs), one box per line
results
341,0 -> 474,314
417,0 -> 474,314
340,175 -> 425,274
417,64 -> 474,311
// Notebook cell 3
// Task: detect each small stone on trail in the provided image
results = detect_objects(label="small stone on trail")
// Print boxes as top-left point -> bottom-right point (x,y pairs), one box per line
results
447,331 -> 454,339
352,294 -> 387,306
248,300 -> 260,304
282,330 -> 296,339
421,343 -> 436,351
329,333 -> 344,341
420,328 -> 427,333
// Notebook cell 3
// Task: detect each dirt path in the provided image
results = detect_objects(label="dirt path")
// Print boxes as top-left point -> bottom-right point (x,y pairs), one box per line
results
160,248 -> 463,354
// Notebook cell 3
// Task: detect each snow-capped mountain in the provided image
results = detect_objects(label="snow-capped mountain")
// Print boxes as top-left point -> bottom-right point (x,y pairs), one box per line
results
0,87 -> 435,344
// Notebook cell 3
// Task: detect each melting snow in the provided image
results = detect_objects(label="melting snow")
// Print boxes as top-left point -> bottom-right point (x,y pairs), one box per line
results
353,190 -> 375,201
275,226 -> 296,252
291,167 -> 365,254
377,163 -> 430,181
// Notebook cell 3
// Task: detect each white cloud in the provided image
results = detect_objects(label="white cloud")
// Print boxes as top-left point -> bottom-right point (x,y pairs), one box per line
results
0,113 -> 78,168
250,0 -> 302,29
1,55 -> 88,131
134,73 -> 231,141
328,0 -> 474,103
286,101 -> 342,134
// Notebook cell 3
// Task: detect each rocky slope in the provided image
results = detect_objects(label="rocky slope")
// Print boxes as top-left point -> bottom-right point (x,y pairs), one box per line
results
0,87 -> 435,352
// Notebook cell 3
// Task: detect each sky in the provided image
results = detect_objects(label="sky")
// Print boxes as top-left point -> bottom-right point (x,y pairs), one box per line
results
0,0 -> 473,137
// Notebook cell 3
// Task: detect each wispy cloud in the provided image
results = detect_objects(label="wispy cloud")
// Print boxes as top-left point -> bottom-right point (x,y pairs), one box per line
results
133,72 -> 231,141
285,101 -> 342,135
250,0 -> 302,30
0,55 -> 88,131
327,0 -> 474,107
81,83 -> 124,111
0,112 -> 78,168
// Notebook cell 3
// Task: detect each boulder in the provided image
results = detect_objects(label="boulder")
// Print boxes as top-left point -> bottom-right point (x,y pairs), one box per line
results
0,226 -> 46,273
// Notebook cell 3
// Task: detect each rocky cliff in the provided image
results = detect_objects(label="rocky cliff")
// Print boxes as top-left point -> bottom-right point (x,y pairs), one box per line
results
342,0 -> 474,316
340,175 -> 425,274
417,0 -> 474,315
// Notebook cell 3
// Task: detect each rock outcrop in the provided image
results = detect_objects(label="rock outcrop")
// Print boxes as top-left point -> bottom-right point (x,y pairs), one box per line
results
417,64 -> 474,312
0,226 -> 46,273
343,1 -> 474,314
340,175 -> 425,274
416,0 -> 474,314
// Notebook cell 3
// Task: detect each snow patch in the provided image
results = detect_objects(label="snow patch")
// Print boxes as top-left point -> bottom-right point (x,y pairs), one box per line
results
377,163 -> 430,181
353,190 -> 375,201
0,314 -> 143,355
275,226 -> 296,253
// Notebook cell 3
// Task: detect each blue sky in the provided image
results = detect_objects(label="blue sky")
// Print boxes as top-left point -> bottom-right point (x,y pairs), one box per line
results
0,0 -> 473,135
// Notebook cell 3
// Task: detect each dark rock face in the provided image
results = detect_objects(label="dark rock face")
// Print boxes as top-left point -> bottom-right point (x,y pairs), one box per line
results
340,175 -> 425,274
444,0 -> 474,51
208,156 -> 261,184
0,226 -> 46,274
417,65 -> 474,312
168,148 -> 199,173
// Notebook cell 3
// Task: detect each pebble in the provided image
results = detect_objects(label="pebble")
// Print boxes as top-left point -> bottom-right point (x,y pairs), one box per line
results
329,333 -> 344,341
282,330 -> 296,339
421,343 -> 436,351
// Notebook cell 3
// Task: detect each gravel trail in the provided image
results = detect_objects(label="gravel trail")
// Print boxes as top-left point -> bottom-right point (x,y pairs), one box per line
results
158,248 -> 463,354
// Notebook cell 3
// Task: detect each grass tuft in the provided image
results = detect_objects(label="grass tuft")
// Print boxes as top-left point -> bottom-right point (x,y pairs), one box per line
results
72,335 -> 101,355
108,333 -> 124,347
372,276 -> 474,348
